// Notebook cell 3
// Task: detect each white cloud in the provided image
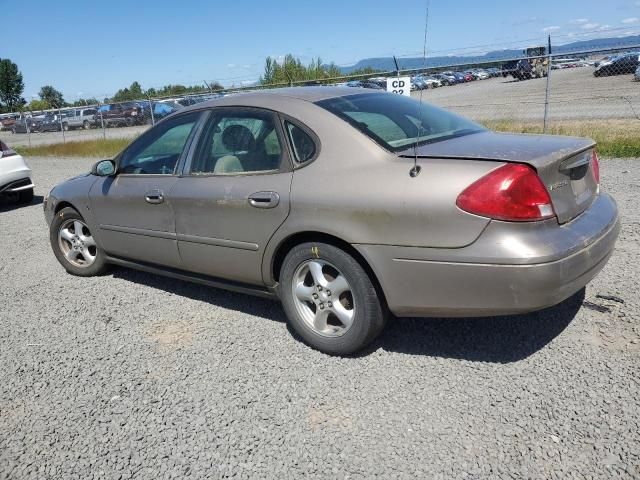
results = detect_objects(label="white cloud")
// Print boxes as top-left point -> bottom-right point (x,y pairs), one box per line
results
570,18 -> 589,24
582,23 -> 599,29
542,25 -> 561,32
226,63 -> 237,68
622,17 -> 640,24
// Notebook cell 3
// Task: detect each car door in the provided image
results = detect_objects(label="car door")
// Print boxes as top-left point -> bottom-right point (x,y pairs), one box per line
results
88,111 -> 204,267
170,107 -> 293,285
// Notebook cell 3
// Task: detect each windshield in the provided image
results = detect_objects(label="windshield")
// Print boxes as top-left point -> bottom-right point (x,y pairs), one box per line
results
316,92 -> 485,152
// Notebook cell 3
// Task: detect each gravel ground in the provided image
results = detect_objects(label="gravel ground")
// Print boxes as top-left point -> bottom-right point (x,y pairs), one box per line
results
1,156 -> 639,479
411,67 -> 640,122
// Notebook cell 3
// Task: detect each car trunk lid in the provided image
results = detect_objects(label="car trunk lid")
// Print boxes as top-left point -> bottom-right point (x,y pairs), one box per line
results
399,131 -> 598,223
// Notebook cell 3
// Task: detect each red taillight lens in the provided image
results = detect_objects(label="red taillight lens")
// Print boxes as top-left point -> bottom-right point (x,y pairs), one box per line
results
456,163 -> 555,222
0,140 -> 17,158
591,150 -> 600,185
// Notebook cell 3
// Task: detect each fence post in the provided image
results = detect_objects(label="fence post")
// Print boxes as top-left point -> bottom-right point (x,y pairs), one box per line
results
98,102 -> 106,140
26,114 -> 31,148
59,107 -> 66,143
148,95 -> 155,126
543,35 -> 552,133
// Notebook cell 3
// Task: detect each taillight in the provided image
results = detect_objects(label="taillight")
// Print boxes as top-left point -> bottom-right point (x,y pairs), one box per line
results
591,150 -> 600,185
0,140 -> 17,158
456,163 -> 555,222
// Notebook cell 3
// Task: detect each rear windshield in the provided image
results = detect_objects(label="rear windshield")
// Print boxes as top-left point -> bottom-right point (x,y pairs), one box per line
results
317,92 -> 484,152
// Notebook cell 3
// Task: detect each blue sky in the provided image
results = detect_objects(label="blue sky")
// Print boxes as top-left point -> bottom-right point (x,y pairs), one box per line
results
3,0 -> 640,100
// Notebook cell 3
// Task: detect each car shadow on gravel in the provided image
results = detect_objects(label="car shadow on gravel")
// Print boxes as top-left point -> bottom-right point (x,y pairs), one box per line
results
113,266 -> 585,362
0,195 -> 44,212
373,288 -> 585,362
111,267 -> 288,322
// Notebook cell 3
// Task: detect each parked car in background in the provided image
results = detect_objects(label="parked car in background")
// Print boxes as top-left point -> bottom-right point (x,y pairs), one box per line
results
63,108 -> 97,130
11,116 -> 43,134
635,65 -> 640,81
410,76 -> 428,90
593,53 -> 640,76
39,112 -> 65,132
0,114 -> 18,131
346,80 -> 383,90
96,102 -> 145,127
134,101 -> 180,124
0,140 -> 34,204
486,67 -> 501,77
433,73 -> 455,86
422,76 -> 442,88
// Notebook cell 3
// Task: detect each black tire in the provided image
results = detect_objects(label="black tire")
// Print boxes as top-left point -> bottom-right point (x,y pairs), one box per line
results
18,188 -> 34,204
62,122 -> 69,131
50,207 -> 109,277
83,120 -> 90,129
125,117 -> 134,127
279,242 -> 386,355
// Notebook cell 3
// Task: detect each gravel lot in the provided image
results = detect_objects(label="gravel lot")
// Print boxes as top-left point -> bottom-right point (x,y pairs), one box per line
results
1,156 -> 639,479
412,67 -> 640,122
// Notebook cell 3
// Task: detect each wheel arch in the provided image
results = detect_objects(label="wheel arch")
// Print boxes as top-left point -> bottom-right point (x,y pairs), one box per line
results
54,200 -> 80,215
269,231 -> 389,310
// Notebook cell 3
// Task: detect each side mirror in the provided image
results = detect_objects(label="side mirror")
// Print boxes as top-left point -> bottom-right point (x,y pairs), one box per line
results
92,159 -> 116,176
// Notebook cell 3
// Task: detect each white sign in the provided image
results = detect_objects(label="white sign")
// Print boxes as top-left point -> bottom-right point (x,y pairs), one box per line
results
386,76 -> 411,96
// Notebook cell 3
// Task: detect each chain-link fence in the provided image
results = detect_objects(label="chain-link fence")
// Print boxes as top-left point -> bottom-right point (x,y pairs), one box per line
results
1,45 -> 639,154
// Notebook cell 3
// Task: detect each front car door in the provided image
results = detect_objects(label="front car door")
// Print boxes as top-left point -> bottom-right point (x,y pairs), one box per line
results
88,111 -> 204,268
170,107 -> 293,285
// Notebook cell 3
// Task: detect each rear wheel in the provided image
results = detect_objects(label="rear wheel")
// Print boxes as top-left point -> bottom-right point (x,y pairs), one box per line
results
50,207 -> 109,276
279,242 -> 386,355
83,120 -> 90,129
62,122 -> 69,131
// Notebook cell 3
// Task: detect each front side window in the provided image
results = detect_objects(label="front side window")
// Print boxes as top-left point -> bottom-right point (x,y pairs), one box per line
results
316,92 -> 485,152
119,112 -> 200,175
190,109 -> 283,174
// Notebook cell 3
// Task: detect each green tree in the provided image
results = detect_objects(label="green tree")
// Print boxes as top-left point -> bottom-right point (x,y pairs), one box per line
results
27,99 -> 50,111
259,54 -> 370,87
0,58 -> 25,111
72,98 -> 99,107
39,85 -> 65,109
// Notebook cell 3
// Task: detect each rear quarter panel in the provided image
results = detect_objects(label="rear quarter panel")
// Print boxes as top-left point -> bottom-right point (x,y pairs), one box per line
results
255,97 -> 501,284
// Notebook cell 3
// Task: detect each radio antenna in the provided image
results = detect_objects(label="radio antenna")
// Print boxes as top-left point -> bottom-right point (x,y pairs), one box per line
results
410,0 -> 431,178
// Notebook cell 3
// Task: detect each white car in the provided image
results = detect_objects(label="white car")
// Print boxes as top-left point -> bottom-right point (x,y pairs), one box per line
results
0,141 -> 34,204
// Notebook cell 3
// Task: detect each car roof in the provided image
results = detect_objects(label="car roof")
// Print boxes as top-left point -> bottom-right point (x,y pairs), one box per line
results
180,86 -> 381,112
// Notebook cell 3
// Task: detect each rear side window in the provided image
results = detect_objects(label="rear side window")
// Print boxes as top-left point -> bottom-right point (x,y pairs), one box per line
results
190,109 -> 283,175
285,122 -> 316,163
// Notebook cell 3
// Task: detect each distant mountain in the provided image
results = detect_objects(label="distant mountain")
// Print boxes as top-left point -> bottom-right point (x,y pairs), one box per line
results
340,35 -> 640,73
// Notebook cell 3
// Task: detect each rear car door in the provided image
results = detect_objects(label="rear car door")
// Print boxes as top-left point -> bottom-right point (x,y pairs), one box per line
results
88,111 -> 204,267
170,107 -> 293,285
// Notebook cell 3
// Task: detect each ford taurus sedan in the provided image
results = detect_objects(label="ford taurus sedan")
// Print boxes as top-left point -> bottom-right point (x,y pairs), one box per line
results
44,87 -> 619,355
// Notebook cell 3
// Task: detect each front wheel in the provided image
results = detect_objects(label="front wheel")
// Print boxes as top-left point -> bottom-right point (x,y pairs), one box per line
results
50,207 -> 109,276
83,120 -> 90,129
279,242 -> 386,355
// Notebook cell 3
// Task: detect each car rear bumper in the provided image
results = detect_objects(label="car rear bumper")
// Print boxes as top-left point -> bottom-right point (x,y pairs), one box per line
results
0,157 -> 33,194
355,193 -> 620,317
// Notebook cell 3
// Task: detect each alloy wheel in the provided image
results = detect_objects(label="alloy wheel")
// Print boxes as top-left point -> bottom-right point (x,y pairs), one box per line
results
57,219 -> 97,268
291,259 -> 355,337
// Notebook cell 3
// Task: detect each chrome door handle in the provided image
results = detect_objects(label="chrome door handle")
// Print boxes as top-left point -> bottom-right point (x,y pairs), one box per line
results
144,189 -> 164,204
248,191 -> 280,209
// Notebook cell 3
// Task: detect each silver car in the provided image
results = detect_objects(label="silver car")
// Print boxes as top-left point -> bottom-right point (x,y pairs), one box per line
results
44,87 -> 619,355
